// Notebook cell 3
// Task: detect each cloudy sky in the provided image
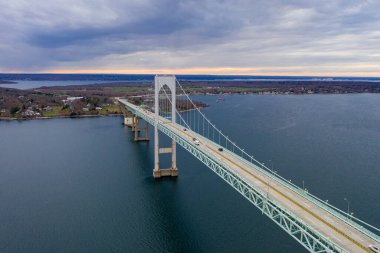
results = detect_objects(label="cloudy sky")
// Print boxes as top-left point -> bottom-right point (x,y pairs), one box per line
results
1,0 -> 379,76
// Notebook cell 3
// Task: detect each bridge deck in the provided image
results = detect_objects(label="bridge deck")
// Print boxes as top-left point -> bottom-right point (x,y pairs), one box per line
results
120,98 -> 378,253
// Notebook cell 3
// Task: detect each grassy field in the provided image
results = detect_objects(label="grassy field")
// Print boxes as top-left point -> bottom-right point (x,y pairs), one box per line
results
39,104 -> 122,117
98,104 -> 122,115
41,106 -> 63,117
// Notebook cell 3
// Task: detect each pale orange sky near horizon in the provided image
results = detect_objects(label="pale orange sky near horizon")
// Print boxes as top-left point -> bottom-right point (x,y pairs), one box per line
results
4,67 -> 380,77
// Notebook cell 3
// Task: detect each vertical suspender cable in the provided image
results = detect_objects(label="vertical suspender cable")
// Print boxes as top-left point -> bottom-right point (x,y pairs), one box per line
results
197,111 -> 199,133
203,116 -> 205,136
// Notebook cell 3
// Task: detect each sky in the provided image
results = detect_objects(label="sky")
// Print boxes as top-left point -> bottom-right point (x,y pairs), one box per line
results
0,0 -> 379,76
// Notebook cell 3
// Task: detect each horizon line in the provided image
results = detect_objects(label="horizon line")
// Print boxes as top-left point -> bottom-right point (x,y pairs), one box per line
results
1,72 -> 380,78
1,66 -> 380,78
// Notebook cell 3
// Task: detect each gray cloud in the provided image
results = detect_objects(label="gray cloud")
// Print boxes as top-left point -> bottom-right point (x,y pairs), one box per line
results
0,0 -> 380,75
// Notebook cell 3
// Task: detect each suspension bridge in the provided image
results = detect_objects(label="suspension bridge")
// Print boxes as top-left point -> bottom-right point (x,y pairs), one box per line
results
118,75 -> 380,253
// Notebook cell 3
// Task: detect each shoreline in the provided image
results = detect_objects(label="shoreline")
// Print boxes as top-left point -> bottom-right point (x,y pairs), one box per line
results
0,92 -> 380,122
191,91 -> 380,96
1,92 -> 380,121
0,113 -> 123,121
0,108 -> 208,121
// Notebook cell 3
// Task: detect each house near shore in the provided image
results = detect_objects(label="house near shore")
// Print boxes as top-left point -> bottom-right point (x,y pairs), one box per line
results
22,109 -> 40,117
43,106 -> 53,112
67,96 -> 83,102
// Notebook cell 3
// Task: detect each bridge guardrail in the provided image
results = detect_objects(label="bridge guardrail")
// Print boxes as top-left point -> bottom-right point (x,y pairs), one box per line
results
120,98 -> 380,245
220,146 -> 380,244
155,115 -> 346,253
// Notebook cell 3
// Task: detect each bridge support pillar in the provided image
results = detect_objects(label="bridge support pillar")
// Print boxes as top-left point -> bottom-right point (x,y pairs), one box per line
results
120,103 -> 134,127
131,115 -> 137,131
153,130 -> 178,178
133,115 -> 149,142
153,75 -> 178,178
124,116 -> 133,127
153,134 -> 178,178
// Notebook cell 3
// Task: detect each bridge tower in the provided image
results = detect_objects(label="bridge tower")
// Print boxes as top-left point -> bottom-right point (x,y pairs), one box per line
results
153,75 -> 178,178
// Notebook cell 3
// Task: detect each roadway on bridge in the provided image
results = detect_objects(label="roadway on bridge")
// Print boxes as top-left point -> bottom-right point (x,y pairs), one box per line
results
121,99 -> 378,253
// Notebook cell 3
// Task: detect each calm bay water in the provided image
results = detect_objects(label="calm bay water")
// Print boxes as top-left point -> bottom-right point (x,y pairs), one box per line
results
2,74 -> 380,89
0,94 -> 379,252
0,80 -> 123,89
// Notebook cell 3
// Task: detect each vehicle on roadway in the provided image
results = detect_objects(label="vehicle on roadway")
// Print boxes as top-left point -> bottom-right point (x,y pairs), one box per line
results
183,128 -> 187,131
369,244 -> 380,253
218,147 -> 223,151
194,139 -> 200,146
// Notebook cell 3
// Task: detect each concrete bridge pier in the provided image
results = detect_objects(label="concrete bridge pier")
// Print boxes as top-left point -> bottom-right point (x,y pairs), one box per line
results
124,116 -> 133,127
120,102 -> 134,127
121,101 -> 149,141
132,115 -> 149,142
153,129 -> 178,178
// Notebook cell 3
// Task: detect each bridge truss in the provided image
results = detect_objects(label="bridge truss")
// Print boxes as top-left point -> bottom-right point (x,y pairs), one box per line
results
119,75 -> 380,253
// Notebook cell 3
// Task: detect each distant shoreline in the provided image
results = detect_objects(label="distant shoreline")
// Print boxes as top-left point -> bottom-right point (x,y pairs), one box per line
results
0,80 -> 17,85
1,79 -> 380,120
1,92 -> 380,121
0,113 -> 123,121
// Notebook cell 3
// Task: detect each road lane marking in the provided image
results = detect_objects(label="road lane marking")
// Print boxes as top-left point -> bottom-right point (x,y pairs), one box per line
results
124,102 -> 371,253
167,120 -> 369,253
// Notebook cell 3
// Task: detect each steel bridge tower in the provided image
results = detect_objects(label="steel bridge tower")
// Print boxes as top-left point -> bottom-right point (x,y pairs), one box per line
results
153,75 -> 178,178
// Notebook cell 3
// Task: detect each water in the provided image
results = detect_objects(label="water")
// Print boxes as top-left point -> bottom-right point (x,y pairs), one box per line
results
0,94 -> 379,252
2,73 -> 380,89
0,80 -> 125,89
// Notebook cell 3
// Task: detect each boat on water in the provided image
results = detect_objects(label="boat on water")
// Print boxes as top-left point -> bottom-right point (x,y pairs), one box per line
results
216,94 -> 225,103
